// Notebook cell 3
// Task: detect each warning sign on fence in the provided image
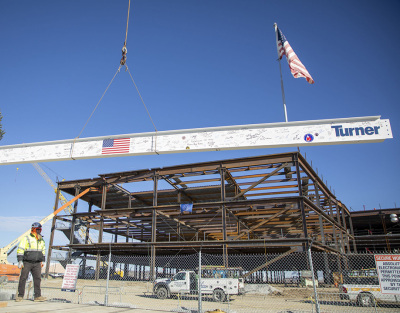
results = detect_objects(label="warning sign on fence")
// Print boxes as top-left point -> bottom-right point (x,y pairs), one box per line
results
61,264 -> 79,292
374,254 -> 400,295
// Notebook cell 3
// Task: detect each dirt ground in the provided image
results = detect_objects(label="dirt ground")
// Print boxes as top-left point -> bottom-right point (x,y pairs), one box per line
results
3,278 -> 399,313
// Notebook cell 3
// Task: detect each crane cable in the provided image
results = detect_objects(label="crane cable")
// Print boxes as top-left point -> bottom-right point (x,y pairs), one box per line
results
124,0 -> 130,46
75,65 -> 122,140
76,0 -> 132,140
121,0 -> 158,152
120,0 -> 130,66
122,0 -> 158,134
71,0 -> 159,158
126,65 -> 158,132
122,0 -> 158,151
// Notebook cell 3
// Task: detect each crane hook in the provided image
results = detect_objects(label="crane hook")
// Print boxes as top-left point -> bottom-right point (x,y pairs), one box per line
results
120,44 -> 127,66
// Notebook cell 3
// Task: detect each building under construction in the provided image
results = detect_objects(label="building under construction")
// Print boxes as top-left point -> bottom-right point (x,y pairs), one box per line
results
44,152 -> 359,279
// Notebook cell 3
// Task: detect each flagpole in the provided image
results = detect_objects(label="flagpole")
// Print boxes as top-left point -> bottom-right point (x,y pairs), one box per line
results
274,23 -> 288,123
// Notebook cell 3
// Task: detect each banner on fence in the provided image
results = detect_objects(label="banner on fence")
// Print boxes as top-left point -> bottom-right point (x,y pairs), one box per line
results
375,254 -> 400,295
61,264 -> 80,292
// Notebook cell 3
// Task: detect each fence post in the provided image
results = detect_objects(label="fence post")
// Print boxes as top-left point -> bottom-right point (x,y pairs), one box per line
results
105,242 -> 111,306
198,250 -> 202,313
307,242 -> 320,313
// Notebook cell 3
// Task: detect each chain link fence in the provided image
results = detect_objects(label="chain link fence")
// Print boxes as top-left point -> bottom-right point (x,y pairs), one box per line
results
1,249 -> 399,312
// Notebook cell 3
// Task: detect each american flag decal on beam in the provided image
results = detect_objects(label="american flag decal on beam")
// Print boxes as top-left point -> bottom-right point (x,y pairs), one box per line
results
102,138 -> 130,154
276,26 -> 314,84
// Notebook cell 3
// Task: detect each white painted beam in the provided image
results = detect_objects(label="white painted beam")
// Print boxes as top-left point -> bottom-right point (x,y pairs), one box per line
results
0,116 -> 392,165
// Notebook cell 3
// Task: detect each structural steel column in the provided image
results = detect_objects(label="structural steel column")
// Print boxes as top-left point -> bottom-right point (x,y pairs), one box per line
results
337,204 -> 350,271
45,187 -> 60,278
177,191 -> 181,241
314,182 -> 332,284
114,219 -> 119,243
339,204 -> 351,253
380,213 -> 391,252
328,199 -> 343,275
295,157 -> 309,251
347,213 -> 357,252
85,202 -> 93,244
99,183 -> 107,243
95,183 -> 107,280
328,200 -> 339,252
335,205 -> 346,253
220,167 -> 228,267
126,189 -> 132,278
112,220 -> 118,274
82,202 -> 92,279
150,173 -> 159,281
313,183 -> 326,245
124,218 -> 129,279
68,185 -> 81,259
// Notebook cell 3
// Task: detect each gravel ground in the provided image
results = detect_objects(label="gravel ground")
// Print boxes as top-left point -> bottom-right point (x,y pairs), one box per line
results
1,279 -> 399,313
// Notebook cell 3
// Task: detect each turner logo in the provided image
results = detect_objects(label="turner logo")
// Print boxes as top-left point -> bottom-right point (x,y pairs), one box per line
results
331,125 -> 380,137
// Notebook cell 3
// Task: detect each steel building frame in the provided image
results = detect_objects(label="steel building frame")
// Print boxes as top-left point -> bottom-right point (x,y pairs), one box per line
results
46,152 -> 354,279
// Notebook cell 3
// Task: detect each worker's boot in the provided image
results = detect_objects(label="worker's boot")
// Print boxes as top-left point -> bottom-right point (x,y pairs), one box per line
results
15,296 -> 23,302
34,296 -> 47,302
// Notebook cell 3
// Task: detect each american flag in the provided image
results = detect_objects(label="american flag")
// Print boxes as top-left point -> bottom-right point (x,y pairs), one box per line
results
101,138 -> 130,154
276,26 -> 314,84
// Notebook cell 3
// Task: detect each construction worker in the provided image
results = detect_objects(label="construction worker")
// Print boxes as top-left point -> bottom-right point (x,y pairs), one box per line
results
15,222 -> 46,302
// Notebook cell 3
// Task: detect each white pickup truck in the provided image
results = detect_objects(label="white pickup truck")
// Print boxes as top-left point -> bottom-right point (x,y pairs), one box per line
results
340,283 -> 400,306
153,270 -> 245,302
339,269 -> 400,307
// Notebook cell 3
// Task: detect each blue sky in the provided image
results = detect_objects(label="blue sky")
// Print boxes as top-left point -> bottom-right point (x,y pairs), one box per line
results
0,0 -> 399,260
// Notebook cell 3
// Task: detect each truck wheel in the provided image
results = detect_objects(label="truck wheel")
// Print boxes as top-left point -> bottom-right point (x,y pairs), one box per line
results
357,293 -> 375,307
156,286 -> 168,299
213,289 -> 226,302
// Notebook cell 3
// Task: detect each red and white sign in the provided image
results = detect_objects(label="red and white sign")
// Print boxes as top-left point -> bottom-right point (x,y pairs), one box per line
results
374,255 -> 400,295
61,264 -> 80,292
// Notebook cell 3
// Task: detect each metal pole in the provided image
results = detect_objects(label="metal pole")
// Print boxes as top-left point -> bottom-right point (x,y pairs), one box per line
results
274,23 -> 288,123
307,241 -> 320,313
105,242 -> 112,306
220,167 -> 228,267
198,250 -> 202,313
151,173 -> 158,281
96,184 -> 107,280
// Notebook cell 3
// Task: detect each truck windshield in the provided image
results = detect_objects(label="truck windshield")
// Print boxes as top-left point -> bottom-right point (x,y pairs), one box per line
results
343,268 -> 379,285
173,272 -> 186,281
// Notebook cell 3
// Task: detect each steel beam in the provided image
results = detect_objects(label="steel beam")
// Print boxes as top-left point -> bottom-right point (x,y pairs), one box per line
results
0,116 -> 392,165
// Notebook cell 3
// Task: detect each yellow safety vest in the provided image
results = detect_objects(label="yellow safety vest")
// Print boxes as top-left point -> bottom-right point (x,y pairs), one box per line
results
16,233 -> 46,263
